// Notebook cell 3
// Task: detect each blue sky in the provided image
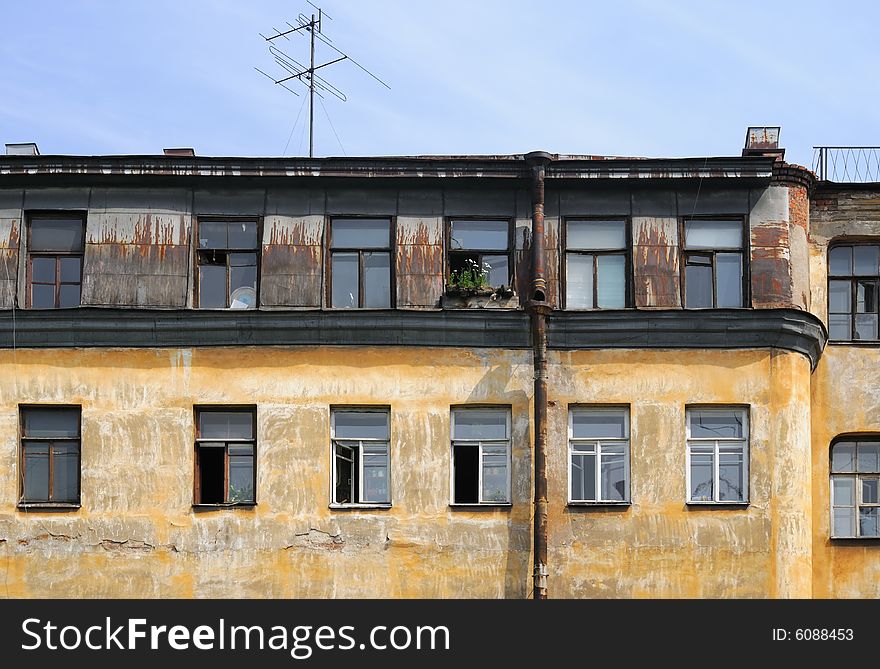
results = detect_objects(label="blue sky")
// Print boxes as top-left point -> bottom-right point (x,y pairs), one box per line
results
1,1 -> 877,168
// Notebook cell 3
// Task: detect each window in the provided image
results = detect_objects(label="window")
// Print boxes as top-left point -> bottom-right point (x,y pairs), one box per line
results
450,407 -> 511,505
331,409 -> 391,506
329,218 -> 392,308
19,406 -> 81,505
682,218 -> 745,308
686,407 -> 748,503
831,438 -> 880,538
196,220 -> 259,309
194,408 -> 256,505
564,219 -> 628,309
27,215 -> 85,308
448,219 -> 511,289
568,407 -> 630,503
828,244 -> 880,341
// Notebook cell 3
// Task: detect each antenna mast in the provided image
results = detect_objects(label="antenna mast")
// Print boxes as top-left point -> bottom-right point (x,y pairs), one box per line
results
256,3 -> 390,158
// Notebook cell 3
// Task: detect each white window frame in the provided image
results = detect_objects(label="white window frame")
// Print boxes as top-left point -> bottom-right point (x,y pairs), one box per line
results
685,406 -> 749,505
330,407 -> 391,508
567,406 -> 630,504
450,407 -> 512,506
830,438 -> 880,539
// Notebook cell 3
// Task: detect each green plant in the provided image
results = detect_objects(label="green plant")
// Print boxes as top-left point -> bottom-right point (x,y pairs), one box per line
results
448,258 -> 491,290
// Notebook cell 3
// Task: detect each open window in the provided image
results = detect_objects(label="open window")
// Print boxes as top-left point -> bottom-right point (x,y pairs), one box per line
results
328,219 -> 392,308
448,219 -> 511,290
686,407 -> 749,504
682,218 -> 745,308
451,407 -> 511,505
568,407 -> 630,503
831,438 -> 880,538
565,219 -> 629,309
27,215 -> 85,308
331,408 -> 390,506
828,244 -> 880,341
196,220 -> 259,309
19,406 -> 81,506
194,407 -> 256,505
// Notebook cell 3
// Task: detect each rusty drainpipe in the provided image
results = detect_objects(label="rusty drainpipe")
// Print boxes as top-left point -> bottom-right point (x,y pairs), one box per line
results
525,151 -> 553,600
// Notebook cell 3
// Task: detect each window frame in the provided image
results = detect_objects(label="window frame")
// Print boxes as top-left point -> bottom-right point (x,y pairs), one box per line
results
685,405 -> 750,505
26,212 -> 86,309
567,405 -> 631,505
679,215 -> 750,309
561,216 -> 632,310
329,406 -> 392,509
194,217 -> 262,310
325,216 -> 396,309
445,217 -> 515,290
193,405 -> 257,507
449,405 -> 512,507
18,404 -> 82,509
826,241 -> 880,343
830,436 -> 880,539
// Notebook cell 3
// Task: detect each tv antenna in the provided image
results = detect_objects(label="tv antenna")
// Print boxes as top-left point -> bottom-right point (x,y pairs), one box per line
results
256,2 -> 390,158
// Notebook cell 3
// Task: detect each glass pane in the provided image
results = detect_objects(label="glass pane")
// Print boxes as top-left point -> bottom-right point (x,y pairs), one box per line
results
832,477 -> 855,506
334,411 -> 389,440
684,220 -> 742,250
855,314 -> 878,340
59,257 -> 81,283
228,455 -> 254,503
198,264 -> 227,308
571,409 -> 626,439
52,443 -> 79,502
859,507 -> 880,537
571,453 -> 596,501
363,252 -> 391,308
331,253 -> 358,308
596,255 -> 625,308
481,445 -> 508,503
22,408 -> 79,438
450,220 -> 508,251
453,409 -> 508,440
690,453 -> 714,502
856,280 -> 878,313
718,453 -> 744,501
230,265 -> 257,296
832,442 -> 856,472
828,281 -> 851,314
858,443 -> 880,472
829,314 -> 851,340
833,507 -> 855,537
853,245 -> 879,275
566,220 -> 625,250
688,409 -> 744,438
31,284 -> 55,308
23,443 -> 49,501
30,219 -> 83,252
227,221 -> 258,249
229,252 -> 257,267
362,444 -> 389,504
482,255 -> 509,288
685,260 -> 713,308
198,221 -> 228,249
566,253 -> 593,309
862,478 -> 879,504
32,257 -> 55,283
331,219 -> 390,249
600,453 -> 626,501
829,246 -> 852,276
715,253 -> 742,307
199,411 -> 253,439
59,284 -> 81,308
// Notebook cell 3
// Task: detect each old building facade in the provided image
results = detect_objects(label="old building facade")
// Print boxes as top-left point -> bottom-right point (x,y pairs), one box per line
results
0,137 -> 873,598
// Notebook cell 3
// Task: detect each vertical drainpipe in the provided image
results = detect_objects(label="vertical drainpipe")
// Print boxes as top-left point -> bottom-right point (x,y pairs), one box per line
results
525,151 -> 553,600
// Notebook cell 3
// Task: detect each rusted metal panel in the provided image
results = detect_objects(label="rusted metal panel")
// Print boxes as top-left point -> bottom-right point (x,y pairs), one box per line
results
632,217 -> 680,308
260,273 -> 322,308
750,256 -> 793,306
84,244 -> 189,277
396,217 -> 442,246
81,272 -> 138,307
0,249 -> 18,308
750,219 -> 790,249
0,219 -> 20,250
396,244 -> 443,277
136,275 -> 188,307
264,216 -> 323,246
82,243 -> 189,307
87,213 -> 190,246
397,274 -> 442,308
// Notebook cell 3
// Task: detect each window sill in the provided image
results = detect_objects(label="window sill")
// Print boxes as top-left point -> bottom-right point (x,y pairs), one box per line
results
568,501 -> 631,507
685,501 -> 749,507
828,340 -> 880,346
17,502 -> 81,511
831,535 -> 880,541
192,502 -> 257,510
329,503 -> 392,511
449,502 -> 512,509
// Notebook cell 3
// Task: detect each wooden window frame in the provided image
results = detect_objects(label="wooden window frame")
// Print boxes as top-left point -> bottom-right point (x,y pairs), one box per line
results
561,216 -> 633,310
18,405 -> 82,508
193,406 -> 257,507
194,217 -> 262,309
329,406 -> 392,508
679,216 -> 750,309
827,242 -> 880,342
445,217 -> 514,290
26,212 -> 86,309
325,216 -> 396,309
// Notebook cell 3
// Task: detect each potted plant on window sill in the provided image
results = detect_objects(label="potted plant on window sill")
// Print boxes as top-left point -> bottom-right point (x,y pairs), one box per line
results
441,260 -> 519,309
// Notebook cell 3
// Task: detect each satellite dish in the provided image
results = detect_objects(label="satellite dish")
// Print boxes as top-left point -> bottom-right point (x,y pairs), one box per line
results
229,286 -> 257,309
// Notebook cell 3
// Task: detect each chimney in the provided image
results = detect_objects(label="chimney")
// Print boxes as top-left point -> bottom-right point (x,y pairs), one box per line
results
5,142 -> 40,156
163,148 -> 195,156
742,127 -> 784,161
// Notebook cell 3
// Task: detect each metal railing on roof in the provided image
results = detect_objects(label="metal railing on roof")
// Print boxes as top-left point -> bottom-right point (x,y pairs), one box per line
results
813,146 -> 880,182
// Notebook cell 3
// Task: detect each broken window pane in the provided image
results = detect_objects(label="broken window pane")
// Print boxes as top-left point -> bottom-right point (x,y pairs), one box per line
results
450,220 -> 508,250
688,410 -> 744,438
715,253 -> 742,307
481,444 -> 509,503
23,442 -> 49,501
332,219 -> 389,248
829,246 -> 853,276
331,252 -> 358,308
833,507 -> 855,537
199,411 -> 253,440
596,255 -> 625,308
685,254 -> 713,308
566,254 -> 593,309
30,219 -> 84,252
684,220 -> 742,249
363,252 -> 391,308
567,220 -> 625,250
859,508 -> 880,537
